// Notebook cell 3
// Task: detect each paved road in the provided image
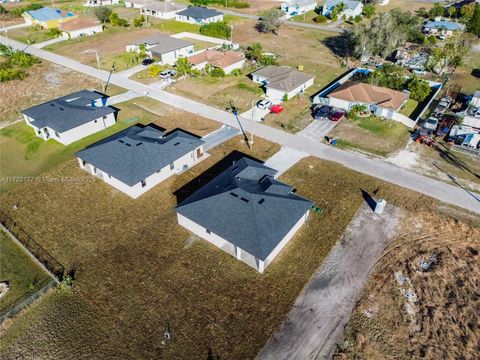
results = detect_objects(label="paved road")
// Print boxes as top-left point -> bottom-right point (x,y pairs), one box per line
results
202,125 -> 240,151
2,36 -> 480,214
257,204 -> 402,360
222,9 -> 345,34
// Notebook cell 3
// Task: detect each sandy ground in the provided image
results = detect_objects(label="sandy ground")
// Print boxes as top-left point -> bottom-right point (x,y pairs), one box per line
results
258,203 -> 402,360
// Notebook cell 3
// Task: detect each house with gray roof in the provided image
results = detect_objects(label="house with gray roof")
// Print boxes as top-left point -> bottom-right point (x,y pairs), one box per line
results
22,90 -> 117,145
126,33 -> 194,65
176,157 -> 312,272
76,124 -> 205,198
251,65 -> 315,103
322,0 -> 363,19
175,6 -> 223,25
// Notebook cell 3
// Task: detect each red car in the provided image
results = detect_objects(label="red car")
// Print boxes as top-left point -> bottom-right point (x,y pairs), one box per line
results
328,111 -> 345,122
269,104 -> 284,113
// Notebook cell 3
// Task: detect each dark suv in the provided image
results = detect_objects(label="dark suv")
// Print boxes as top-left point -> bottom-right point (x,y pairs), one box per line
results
142,58 -> 154,66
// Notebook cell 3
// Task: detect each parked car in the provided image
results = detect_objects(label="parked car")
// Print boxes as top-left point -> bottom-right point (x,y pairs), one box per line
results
269,104 -> 284,113
423,117 -> 439,131
160,70 -> 177,78
328,111 -> 345,122
257,99 -> 272,110
142,58 -> 154,66
436,97 -> 452,113
313,105 -> 332,119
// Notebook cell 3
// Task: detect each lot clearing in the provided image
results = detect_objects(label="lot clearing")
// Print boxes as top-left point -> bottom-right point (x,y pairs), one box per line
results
335,208 -> 480,360
448,49 -> 480,95
0,98 -> 219,194
0,147 -> 461,359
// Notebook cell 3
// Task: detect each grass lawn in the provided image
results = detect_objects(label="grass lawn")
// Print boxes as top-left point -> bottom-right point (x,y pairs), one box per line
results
0,141 -> 441,358
329,116 -> 412,156
0,231 -> 52,314
181,37 -> 217,51
290,10 -> 321,23
448,49 -> 480,95
152,20 -> 201,34
7,26 -> 57,44
263,95 -> 313,133
0,98 -> 219,194
399,99 -> 419,118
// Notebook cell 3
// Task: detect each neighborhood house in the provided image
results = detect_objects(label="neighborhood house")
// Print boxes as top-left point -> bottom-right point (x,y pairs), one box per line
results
322,0 -> 363,19
188,50 -> 245,74
176,157 -> 313,272
327,81 -> 410,119
22,90 -> 117,145
281,0 -> 318,19
59,17 -> 103,39
127,34 -> 194,65
22,7 -> 77,29
83,0 -> 119,7
175,6 -> 224,25
139,1 -> 187,19
422,20 -> 466,38
76,124 -> 205,199
251,65 -> 315,103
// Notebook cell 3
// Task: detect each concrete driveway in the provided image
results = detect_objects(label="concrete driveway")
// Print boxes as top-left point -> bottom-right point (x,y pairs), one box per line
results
105,91 -> 142,106
241,106 -> 270,122
116,64 -> 148,78
257,204 -> 402,360
264,146 -> 309,177
202,125 -> 240,151
298,118 -> 339,142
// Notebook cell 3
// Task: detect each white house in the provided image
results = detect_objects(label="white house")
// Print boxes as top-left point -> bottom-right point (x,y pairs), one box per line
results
59,17 -> 103,39
322,0 -> 363,19
251,65 -> 315,103
124,0 -> 146,8
141,1 -> 187,19
22,90 -> 117,145
462,90 -> 480,128
176,157 -> 313,273
188,50 -> 245,74
76,125 -> 205,199
281,0 -> 318,19
83,0 -> 119,7
126,34 -> 194,65
175,6 -> 223,25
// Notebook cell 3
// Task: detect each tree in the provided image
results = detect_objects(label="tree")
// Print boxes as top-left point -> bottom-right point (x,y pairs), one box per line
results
367,63 -> 406,91
93,6 -> 112,23
467,4 -> 480,37
175,57 -> 192,76
363,4 -> 375,19
0,5 -> 7,14
138,44 -> 148,58
416,7 -> 428,18
109,12 -> 129,27
199,21 -> 231,39
256,9 -> 283,35
209,67 -> 225,77
460,3 -> 475,22
133,15 -> 145,27
148,65 -> 163,78
244,43 -> 262,62
447,6 -> 457,18
428,34 -> 472,75
406,75 -> 430,102
429,3 -> 445,20
313,15 -> 327,23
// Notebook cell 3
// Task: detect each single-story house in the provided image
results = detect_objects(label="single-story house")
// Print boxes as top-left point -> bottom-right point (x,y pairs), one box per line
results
322,0 -> 363,19
251,65 -> 315,103
188,50 -> 245,74
22,90 -> 117,145
124,0 -> 147,8
327,81 -> 410,119
175,6 -> 224,25
176,157 -> 313,272
140,1 -> 187,19
126,34 -> 194,65
83,0 -> 119,7
22,7 -> 77,29
462,90 -> 480,128
59,17 -> 103,39
76,125 -> 205,198
281,0 -> 318,19
422,21 -> 465,37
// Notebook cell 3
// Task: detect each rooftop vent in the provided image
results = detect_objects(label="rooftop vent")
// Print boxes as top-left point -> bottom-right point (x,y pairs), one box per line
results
125,143 -> 131,147
119,139 -> 125,144
136,142 -> 143,146
240,197 -> 249,203
174,142 -> 180,146
50,103 -> 55,107
230,192 -> 238,197
258,198 -> 265,205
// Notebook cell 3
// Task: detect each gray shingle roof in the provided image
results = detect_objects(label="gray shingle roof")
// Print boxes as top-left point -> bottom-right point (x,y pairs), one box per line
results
22,90 -> 116,133
251,66 -> 314,93
76,124 -> 205,186
132,34 -> 192,54
176,157 -> 312,260
176,6 -> 223,19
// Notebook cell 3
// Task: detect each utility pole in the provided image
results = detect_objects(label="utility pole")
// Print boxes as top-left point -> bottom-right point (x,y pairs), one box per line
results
304,0 -> 307,22
230,24 -> 233,43
250,99 -> 255,148
83,49 -> 104,92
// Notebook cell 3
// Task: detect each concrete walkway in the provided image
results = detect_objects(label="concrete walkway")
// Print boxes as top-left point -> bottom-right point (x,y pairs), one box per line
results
202,125 -> 240,151
2,36 -> 479,214
264,146 -> 309,177
257,204 -> 402,360
33,37 -> 66,49
298,119 -> 338,142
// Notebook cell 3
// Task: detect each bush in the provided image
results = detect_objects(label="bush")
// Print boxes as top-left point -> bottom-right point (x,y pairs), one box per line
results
199,21 -> 231,39
353,15 -> 362,23
209,67 -> 225,78
0,67 -> 26,82
0,5 -> 7,14
230,68 -> 242,76
133,15 -> 145,27
48,28 -> 62,37
93,6 -> 112,23
148,64 -> 164,78
406,75 -> 431,102
363,4 -> 376,19
259,55 -> 277,66
313,15 -> 327,23
109,12 -> 129,27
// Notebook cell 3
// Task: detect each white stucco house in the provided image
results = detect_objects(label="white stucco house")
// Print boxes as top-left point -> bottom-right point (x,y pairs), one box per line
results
175,6 -> 224,25
59,17 -> 103,39
141,1 -> 187,19
76,124 -> 205,199
176,157 -> 313,273
251,65 -> 315,103
188,50 -> 245,74
124,0 -> 146,8
322,0 -> 363,19
83,0 -> 119,7
126,34 -> 194,65
22,90 -> 117,145
281,0 -> 318,19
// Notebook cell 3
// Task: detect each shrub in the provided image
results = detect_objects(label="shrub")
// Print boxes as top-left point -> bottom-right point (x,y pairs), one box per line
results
259,55 -> 277,66
199,21 -> 231,39
148,64 -> 163,78
133,15 -> 145,27
93,6 -> 112,23
230,68 -> 242,76
109,12 -> 129,27
282,93 -> 288,102
313,15 -> 327,23
0,67 -> 26,82
353,15 -> 362,23
209,67 -> 225,78
0,5 -> 7,14
363,4 -> 376,19
406,75 -> 431,102
48,28 -> 62,37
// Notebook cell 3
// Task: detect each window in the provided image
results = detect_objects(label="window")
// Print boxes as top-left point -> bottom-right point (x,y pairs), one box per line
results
170,162 -> 174,170
94,119 -> 98,123
141,180 -> 147,187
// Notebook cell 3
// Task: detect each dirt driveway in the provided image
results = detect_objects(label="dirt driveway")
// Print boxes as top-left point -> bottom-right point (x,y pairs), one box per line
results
257,203 -> 402,360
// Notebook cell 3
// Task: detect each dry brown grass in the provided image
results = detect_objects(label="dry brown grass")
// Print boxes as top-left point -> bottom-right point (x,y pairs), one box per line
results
335,209 -> 480,360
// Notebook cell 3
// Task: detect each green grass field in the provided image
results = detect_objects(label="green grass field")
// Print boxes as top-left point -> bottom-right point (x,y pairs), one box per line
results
399,99 -> 419,118
0,231 -> 51,314
7,26 -> 57,44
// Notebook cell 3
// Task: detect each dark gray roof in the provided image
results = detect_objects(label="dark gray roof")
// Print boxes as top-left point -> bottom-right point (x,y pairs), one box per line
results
76,125 -> 205,186
132,34 -> 192,54
176,158 -> 312,260
22,90 -> 115,133
176,6 -> 223,19
251,66 -> 314,93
